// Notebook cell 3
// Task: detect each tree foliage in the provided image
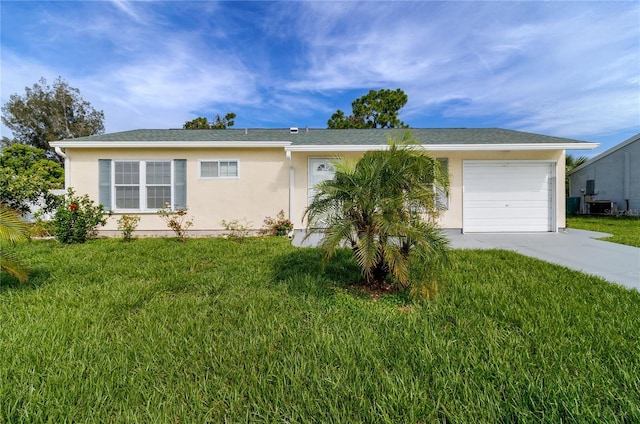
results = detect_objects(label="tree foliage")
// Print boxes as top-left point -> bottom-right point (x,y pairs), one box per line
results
565,154 -> 589,196
1,77 -> 105,160
304,132 -> 449,293
184,112 -> 236,129
0,206 -> 30,283
566,154 -> 589,173
327,89 -> 409,129
0,144 -> 64,215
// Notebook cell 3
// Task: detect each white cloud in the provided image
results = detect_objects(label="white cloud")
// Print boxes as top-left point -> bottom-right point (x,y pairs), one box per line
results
109,0 -> 148,24
2,1 -> 638,141
279,1 -> 639,137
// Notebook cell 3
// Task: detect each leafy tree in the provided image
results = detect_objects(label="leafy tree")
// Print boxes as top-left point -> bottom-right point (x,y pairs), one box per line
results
327,89 -> 409,129
1,77 -> 105,161
304,132 -> 449,293
0,144 -> 64,215
0,206 -> 30,283
184,112 -> 236,129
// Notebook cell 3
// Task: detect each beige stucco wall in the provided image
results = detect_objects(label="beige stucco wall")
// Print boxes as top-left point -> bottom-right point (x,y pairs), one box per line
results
62,146 -> 565,235
63,147 -> 290,235
289,149 -> 565,231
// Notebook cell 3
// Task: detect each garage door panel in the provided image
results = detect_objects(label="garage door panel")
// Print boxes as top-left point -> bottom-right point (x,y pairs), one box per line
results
463,161 -> 554,233
464,205 -> 548,219
465,186 -> 549,195
465,178 -> 550,191
465,192 -> 549,202
465,175 -> 548,191
465,221 -> 551,233
467,167 -> 547,181
465,218 -> 551,226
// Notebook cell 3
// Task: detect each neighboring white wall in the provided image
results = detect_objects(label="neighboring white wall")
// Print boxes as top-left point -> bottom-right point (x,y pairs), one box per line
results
23,189 -> 66,222
569,136 -> 640,212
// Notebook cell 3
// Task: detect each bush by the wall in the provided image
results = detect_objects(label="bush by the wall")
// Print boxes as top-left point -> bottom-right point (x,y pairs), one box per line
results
54,188 -> 108,244
260,210 -> 293,236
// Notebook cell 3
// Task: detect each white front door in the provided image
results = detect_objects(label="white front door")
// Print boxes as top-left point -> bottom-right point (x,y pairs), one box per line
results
463,161 -> 555,232
308,158 -> 336,204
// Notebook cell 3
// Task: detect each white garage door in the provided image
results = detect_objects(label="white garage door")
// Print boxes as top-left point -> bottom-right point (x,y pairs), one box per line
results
463,161 -> 555,233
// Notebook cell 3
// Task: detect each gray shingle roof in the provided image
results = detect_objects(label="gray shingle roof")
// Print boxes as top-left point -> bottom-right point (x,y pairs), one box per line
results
66,128 -> 593,146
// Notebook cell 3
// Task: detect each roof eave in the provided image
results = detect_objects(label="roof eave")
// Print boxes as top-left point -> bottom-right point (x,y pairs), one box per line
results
49,140 -> 598,151
49,140 -> 292,148
285,143 -> 599,152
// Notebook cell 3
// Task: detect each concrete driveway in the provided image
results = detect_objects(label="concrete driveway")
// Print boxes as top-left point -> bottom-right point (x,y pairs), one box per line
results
293,228 -> 640,291
446,229 -> 640,291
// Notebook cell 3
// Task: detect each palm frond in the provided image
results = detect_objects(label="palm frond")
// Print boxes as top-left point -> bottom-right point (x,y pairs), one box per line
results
0,206 -> 31,283
303,131 -> 451,290
383,245 -> 411,287
0,206 -> 30,244
0,250 -> 30,283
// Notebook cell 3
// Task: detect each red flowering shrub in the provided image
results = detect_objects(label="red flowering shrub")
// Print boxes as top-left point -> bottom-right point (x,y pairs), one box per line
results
260,210 -> 293,236
54,188 -> 108,243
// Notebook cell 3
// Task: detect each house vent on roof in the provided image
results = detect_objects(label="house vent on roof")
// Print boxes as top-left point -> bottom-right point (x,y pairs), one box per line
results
290,127 -> 299,134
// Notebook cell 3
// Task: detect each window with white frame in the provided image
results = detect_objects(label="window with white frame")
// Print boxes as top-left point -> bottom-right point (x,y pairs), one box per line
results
200,160 -> 239,178
145,161 -> 172,209
435,158 -> 449,210
114,161 -> 141,209
99,159 -> 186,212
113,160 -> 172,210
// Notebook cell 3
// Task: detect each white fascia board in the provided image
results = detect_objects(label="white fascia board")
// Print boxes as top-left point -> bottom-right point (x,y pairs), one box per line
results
285,143 -> 599,152
49,140 -> 292,148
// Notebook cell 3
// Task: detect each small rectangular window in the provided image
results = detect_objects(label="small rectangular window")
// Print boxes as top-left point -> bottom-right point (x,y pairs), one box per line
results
200,160 -> 239,178
201,161 -> 219,178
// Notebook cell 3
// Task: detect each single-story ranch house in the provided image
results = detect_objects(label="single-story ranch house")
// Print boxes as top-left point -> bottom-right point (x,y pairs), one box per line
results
50,128 -> 598,235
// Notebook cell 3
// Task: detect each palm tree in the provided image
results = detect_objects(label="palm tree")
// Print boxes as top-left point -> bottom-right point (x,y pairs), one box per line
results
0,206 -> 30,283
304,132 -> 450,289
566,154 -> 589,197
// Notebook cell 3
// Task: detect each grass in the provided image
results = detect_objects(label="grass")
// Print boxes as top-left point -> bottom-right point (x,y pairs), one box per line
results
1,237 -> 639,423
567,215 -> 640,247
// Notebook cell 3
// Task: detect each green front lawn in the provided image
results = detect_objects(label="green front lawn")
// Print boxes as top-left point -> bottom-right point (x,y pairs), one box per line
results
567,215 -> 640,247
2,238 -> 639,422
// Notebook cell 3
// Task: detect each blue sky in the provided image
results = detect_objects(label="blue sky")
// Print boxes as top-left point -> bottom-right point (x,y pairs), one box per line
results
1,1 -> 639,156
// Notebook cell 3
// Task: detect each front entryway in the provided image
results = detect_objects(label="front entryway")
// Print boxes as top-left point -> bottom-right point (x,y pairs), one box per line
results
308,158 -> 336,204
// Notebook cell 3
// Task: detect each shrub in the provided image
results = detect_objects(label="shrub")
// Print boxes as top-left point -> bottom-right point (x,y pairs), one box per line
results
54,188 -> 108,244
157,203 -> 193,242
117,214 -> 140,242
261,210 -> 293,236
29,216 -> 56,238
221,218 -> 252,242
304,134 -> 449,292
